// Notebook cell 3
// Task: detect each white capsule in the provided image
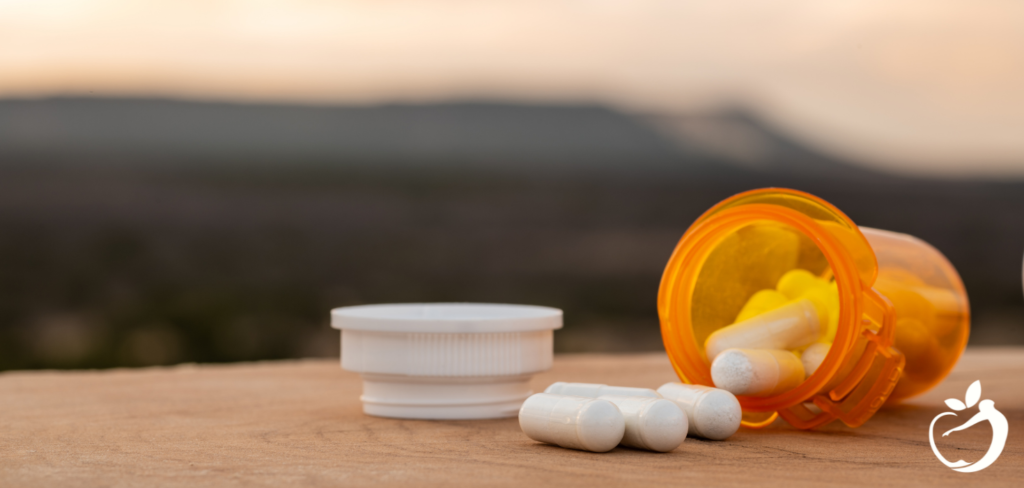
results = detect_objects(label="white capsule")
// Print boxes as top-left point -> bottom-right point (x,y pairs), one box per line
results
544,382 -> 661,399
710,348 -> 805,396
518,393 -> 625,452
801,342 -> 831,377
704,298 -> 823,361
656,383 -> 742,440
597,395 -> 687,452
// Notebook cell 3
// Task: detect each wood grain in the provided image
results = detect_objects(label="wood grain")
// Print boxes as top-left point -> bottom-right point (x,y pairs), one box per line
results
1,349 -> 1022,487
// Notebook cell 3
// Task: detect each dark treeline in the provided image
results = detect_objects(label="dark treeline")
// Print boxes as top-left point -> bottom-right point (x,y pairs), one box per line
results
0,98 -> 1020,370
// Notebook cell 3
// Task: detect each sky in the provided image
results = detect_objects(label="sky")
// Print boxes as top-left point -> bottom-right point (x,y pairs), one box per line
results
1,0 -> 1023,177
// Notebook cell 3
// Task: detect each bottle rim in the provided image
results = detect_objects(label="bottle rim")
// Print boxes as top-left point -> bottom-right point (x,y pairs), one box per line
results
658,188 -> 875,413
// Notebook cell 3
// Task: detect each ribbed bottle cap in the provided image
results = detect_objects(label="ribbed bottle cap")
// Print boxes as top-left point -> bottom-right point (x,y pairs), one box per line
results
332,303 -> 562,420
331,303 -> 563,333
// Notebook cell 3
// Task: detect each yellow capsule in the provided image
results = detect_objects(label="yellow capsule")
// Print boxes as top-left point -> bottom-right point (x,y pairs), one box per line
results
825,281 -> 840,341
735,289 -> 790,323
776,269 -> 825,300
803,286 -> 839,342
776,270 -> 839,342
798,287 -> 831,330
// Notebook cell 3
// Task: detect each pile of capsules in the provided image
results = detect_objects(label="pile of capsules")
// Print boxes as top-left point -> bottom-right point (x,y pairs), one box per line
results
519,381 -> 741,453
518,269 -> 839,453
706,268 -> 839,397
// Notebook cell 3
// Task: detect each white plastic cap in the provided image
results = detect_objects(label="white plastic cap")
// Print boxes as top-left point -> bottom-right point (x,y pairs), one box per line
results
332,303 -> 562,419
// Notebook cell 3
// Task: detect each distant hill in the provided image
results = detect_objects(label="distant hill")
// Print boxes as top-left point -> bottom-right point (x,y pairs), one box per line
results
0,97 -> 891,179
0,97 -> 1020,370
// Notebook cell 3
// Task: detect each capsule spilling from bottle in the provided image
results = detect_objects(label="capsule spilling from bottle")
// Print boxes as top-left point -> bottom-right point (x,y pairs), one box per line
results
658,188 -> 969,429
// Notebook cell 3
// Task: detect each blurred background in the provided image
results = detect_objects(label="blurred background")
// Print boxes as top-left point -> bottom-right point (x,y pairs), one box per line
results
1,0 -> 1022,370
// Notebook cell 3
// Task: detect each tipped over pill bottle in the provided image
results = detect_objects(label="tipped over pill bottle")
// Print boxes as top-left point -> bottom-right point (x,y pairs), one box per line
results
658,188 -> 969,429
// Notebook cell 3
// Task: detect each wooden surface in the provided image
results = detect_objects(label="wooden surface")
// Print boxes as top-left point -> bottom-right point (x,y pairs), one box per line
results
1,348 -> 1022,487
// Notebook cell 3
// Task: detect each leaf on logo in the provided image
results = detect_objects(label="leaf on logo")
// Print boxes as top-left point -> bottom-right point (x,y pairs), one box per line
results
965,380 -> 981,408
945,398 -> 967,411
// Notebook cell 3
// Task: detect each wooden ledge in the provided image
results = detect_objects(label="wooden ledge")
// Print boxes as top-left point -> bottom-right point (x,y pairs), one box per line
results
1,348 -> 1022,486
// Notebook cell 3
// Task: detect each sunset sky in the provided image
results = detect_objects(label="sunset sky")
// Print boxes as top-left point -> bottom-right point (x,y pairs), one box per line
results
2,0 -> 1022,177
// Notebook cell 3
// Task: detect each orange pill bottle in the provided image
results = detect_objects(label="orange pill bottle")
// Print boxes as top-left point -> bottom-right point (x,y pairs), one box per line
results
658,188 -> 970,429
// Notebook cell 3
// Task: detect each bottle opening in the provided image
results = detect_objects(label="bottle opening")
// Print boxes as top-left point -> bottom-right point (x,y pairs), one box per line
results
659,188 -> 970,429
691,221 -> 834,356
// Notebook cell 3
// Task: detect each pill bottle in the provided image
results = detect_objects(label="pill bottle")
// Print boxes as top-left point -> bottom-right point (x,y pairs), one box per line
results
658,188 -> 969,429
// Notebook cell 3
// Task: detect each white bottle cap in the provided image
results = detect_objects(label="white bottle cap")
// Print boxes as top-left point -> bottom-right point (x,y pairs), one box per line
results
332,303 -> 562,419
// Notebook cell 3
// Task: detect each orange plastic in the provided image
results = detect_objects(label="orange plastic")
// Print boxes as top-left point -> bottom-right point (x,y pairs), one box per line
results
658,188 -> 969,429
